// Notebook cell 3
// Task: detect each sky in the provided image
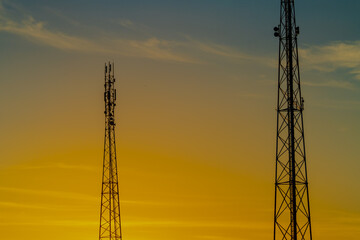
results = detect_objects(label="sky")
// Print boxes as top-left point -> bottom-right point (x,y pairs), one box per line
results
0,0 -> 360,240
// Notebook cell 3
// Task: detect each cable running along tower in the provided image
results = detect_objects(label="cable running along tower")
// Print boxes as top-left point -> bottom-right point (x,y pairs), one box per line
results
99,62 -> 122,240
273,1 -> 312,239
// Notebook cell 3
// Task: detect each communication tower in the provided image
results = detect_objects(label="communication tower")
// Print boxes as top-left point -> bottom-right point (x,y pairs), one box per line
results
273,1 -> 313,239
99,62 -> 122,240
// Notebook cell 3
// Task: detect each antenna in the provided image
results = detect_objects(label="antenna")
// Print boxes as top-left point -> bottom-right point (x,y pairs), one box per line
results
273,1 -> 313,239
99,62 -> 122,240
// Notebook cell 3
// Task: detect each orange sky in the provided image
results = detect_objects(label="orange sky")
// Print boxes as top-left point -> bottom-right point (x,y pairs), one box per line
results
1,1 -> 360,240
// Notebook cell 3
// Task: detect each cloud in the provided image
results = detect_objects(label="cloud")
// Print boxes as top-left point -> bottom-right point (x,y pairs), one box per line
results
0,186 -> 98,201
118,19 -> 134,28
312,209 -> 360,233
13,162 -> 96,171
0,200 -> 102,213
120,37 -> 200,63
302,79 -> 354,90
0,201 -> 56,210
0,14 -> 109,53
0,220 -> 98,227
0,7 -> 197,63
0,1 -> 269,65
195,236 -> 244,240
0,187 -> 215,207
300,41 -> 360,80
0,1 -> 194,62
312,98 -> 360,110
121,220 -> 271,230
186,37 -> 275,66
0,218 -> 270,230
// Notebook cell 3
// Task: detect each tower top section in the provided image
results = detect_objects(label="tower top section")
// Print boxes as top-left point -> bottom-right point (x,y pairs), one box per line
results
104,62 -> 116,126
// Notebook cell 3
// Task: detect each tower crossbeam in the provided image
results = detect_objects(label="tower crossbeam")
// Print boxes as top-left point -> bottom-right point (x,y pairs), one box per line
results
99,62 -> 122,240
273,1 -> 313,240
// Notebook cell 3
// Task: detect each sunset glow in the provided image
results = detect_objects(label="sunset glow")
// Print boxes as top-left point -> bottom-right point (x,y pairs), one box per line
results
0,1 -> 360,240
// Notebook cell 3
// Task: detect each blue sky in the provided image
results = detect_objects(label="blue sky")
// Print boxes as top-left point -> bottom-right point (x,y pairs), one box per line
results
0,1 -> 360,240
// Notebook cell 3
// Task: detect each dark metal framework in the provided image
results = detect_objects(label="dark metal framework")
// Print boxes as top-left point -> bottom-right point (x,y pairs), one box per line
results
273,1 -> 312,239
99,62 -> 122,240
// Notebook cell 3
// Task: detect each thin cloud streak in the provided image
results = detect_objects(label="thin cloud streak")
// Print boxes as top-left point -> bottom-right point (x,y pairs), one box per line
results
313,99 -> 360,110
186,37 -> 275,66
0,13 -> 109,53
118,19 -> 135,29
195,236 -> 249,240
0,187 -> 221,207
302,79 -> 354,90
0,201 -> 92,212
1,214 -> 359,232
0,201 -> 56,210
0,1 -> 103,52
0,219 -> 271,230
0,9 -> 195,63
0,186 -> 98,202
0,220 -> 98,227
12,162 -> 96,171
0,2 -> 271,65
122,220 -> 271,230
2,1 -> 360,84
300,41 -> 360,80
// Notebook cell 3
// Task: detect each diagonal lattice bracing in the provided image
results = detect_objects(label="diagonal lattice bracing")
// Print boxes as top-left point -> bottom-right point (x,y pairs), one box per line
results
273,1 -> 313,240
99,63 -> 122,240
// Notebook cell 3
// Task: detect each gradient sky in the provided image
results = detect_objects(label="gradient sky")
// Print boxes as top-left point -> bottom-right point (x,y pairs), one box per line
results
1,0 -> 360,240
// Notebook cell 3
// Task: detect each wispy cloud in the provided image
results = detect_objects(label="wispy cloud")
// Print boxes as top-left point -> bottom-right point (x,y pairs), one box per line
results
13,162 -> 96,171
0,5 -> 196,63
0,186 -> 213,207
0,1 -> 269,65
118,19 -> 135,29
300,41 -> 360,80
0,186 -> 98,201
0,220 -> 98,227
122,220 -> 271,229
0,218 -> 270,230
312,98 -> 360,110
0,8 -> 109,53
195,236 -> 249,240
302,79 -> 354,90
119,37 -> 200,63
0,200 -> 100,213
0,201 -> 56,210
186,37 -> 275,66
313,209 -> 360,233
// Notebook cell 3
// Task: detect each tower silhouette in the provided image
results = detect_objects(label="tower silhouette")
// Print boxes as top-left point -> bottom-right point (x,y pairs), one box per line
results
273,1 -> 313,239
99,62 -> 122,240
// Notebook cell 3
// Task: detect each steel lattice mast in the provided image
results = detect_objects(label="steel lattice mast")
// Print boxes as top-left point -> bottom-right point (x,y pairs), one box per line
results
273,0 -> 313,239
99,62 -> 122,240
